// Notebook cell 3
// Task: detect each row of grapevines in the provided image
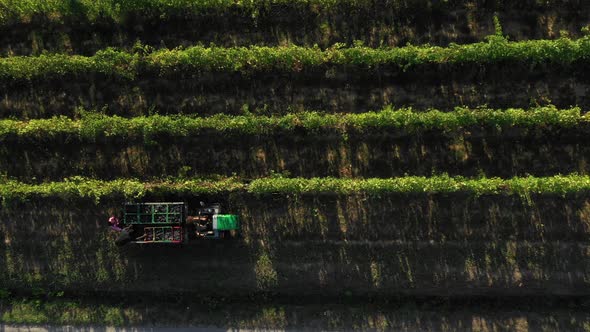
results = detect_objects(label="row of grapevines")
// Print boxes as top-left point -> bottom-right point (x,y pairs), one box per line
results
1,174 -> 589,203
0,0 -> 566,25
2,36 -> 590,80
0,105 -> 583,141
0,176 -> 245,203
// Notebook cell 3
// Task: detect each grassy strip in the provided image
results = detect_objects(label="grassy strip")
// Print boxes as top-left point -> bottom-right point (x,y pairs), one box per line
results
0,299 -> 142,326
1,175 -> 590,203
0,106 -> 583,140
2,36 -> 590,80
0,298 -> 588,329
0,0 -> 568,25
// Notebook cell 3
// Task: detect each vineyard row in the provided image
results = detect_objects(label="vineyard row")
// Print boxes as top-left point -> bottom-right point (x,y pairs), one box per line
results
2,36 -> 590,80
0,105 -> 583,140
2,174 -> 589,203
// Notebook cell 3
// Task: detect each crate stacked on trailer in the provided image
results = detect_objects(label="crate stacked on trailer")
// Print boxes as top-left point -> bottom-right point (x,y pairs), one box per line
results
123,202 -> 186,244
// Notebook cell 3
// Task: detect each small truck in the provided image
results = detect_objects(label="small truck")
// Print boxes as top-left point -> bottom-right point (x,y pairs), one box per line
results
112,202 -> 239,245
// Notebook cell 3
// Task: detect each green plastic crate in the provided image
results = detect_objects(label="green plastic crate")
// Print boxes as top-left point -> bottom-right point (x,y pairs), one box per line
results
123,202 -> 185,224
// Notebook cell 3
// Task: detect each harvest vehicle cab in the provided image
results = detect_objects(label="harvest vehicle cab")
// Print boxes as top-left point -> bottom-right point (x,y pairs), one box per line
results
118,202 -> 239,244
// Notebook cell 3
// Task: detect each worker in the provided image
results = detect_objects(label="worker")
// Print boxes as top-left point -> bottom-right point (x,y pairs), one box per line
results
108,216 -> 121,231
108,215 -> 135,246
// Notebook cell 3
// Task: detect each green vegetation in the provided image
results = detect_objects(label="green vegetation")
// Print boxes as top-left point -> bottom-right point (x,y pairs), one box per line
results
2,36 -> 590,80
0,0 -> 567,25
0,105 -> 583,140
2,174 -> 590,203
0,176 -> 245,203
1,299 -> 141,325
0,0 -> 379,25
0,298 -> 588,329
247,174 -> 590,196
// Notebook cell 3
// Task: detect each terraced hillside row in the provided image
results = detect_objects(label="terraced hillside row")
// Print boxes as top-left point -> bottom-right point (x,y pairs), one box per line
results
1,0 -> 589,56
1,0 -> 590,316
4,37 -> 590,80
3,36 -> 590,118
2,175 -> 590,298
1,106 -> 590,180
0,106 -> 583,137
2,176 -> 590,296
